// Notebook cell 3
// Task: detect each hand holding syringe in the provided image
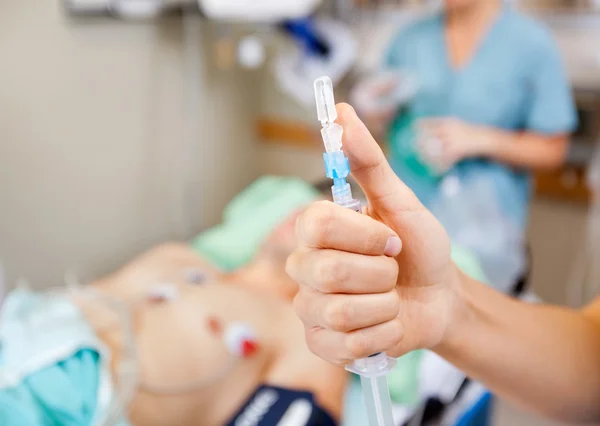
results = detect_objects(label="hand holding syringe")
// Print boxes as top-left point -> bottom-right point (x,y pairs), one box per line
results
288,74 -> 458,426
314,77 -> 397,426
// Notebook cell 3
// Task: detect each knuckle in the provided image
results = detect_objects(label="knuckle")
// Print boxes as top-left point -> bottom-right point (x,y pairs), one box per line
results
304,327 -> 321,354
363,231 -> 384,254
346,330 -> 372,359
292,292 -> 307,319
292,292 -> 303,312
386,257 -> 400,285
390,318 -> 405,345
331,359 -> 349,367
325,299 -> 352,332
304,328 -> 337,364
384,290 -> 401,319
293,289 -> 315,324
316,253 -> 348,293
373,257 -> 398,293
302,201 -> 335,246
285,252 -> 299,280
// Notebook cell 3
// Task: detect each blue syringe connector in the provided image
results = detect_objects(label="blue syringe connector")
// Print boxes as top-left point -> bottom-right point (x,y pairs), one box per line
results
323,151 -> 350,181
324,151 -> 361,212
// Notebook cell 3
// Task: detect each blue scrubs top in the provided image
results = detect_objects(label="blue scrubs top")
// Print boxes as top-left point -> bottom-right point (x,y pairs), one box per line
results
384,7 -> 577,230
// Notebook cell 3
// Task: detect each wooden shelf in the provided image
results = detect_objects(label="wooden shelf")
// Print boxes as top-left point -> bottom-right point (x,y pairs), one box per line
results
257,117 -> 388,150
534,167 -> 591,204
257,117 -> 321,150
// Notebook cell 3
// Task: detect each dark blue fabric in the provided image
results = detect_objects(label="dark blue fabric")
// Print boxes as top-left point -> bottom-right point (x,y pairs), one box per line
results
281,18 -> 330,57
226,385 -> 337,426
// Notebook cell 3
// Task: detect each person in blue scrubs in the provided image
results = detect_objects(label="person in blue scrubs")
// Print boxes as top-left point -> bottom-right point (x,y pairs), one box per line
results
377,0 -> 577,231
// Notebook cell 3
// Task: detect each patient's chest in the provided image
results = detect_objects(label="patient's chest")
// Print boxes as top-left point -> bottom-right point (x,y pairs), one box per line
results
93,243 -> 343,426
130,283 -> 298,426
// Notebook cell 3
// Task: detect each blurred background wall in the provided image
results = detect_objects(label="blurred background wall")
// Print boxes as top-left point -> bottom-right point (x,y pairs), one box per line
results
1,0 -> 600,310
0,1 -> 261,288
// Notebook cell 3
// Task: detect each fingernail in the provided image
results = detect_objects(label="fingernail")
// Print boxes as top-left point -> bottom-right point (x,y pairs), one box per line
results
384,236 -> 402,257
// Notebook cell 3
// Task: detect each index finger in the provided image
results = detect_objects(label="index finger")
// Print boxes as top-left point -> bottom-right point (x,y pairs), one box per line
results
296,200 -> 402,257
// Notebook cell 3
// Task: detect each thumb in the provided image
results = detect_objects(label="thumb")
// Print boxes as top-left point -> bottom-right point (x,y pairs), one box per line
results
336,103 -> 423,214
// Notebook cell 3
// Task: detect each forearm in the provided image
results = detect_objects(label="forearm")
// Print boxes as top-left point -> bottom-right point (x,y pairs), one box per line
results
436,271 -> 600,423
477,127 -> 568,171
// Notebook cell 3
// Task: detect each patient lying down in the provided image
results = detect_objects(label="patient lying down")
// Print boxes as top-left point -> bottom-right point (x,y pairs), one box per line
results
0,199 -> 346,426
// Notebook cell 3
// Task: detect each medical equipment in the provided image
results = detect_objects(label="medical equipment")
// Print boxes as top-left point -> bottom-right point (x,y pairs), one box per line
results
276,18 -> 357,106
134,282 -> 261,395
185,267 -> 208,284
64,0 -> 172,19
109,0 -> 163,19
314,76 -> 397,426
147,283 -> 180,302
199,0 -> 322,23
66,0 -> 322,21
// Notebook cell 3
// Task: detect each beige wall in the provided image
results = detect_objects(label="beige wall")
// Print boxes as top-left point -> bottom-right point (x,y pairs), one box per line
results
528,199 -> 588,306
0,2 -> 261,289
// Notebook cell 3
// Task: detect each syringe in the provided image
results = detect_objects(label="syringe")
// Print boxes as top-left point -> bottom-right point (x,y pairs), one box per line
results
314,76 -> 397,426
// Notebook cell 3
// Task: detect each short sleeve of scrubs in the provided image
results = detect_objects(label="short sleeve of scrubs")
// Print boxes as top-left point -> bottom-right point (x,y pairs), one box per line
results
524,34 -> 578,134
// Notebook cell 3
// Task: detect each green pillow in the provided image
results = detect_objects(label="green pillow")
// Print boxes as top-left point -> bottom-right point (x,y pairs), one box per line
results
191,176 -> 319,271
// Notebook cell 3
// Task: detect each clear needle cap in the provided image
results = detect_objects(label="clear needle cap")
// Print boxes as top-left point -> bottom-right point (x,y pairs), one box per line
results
314,76 -> 337,126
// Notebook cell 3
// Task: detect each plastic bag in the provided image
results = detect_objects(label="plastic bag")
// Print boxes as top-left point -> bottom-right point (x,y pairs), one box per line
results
430,174 -> 527,293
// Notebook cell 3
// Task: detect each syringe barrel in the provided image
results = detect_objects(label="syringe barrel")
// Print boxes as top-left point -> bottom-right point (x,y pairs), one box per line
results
360,375 -> 395,426
331,182 -> 361,212
353,353 -> 393,377
335,197 -> 361,213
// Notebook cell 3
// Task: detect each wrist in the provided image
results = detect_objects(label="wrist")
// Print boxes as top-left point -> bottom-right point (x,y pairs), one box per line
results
433,265 -> 477,357
471,125 -> 501,158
